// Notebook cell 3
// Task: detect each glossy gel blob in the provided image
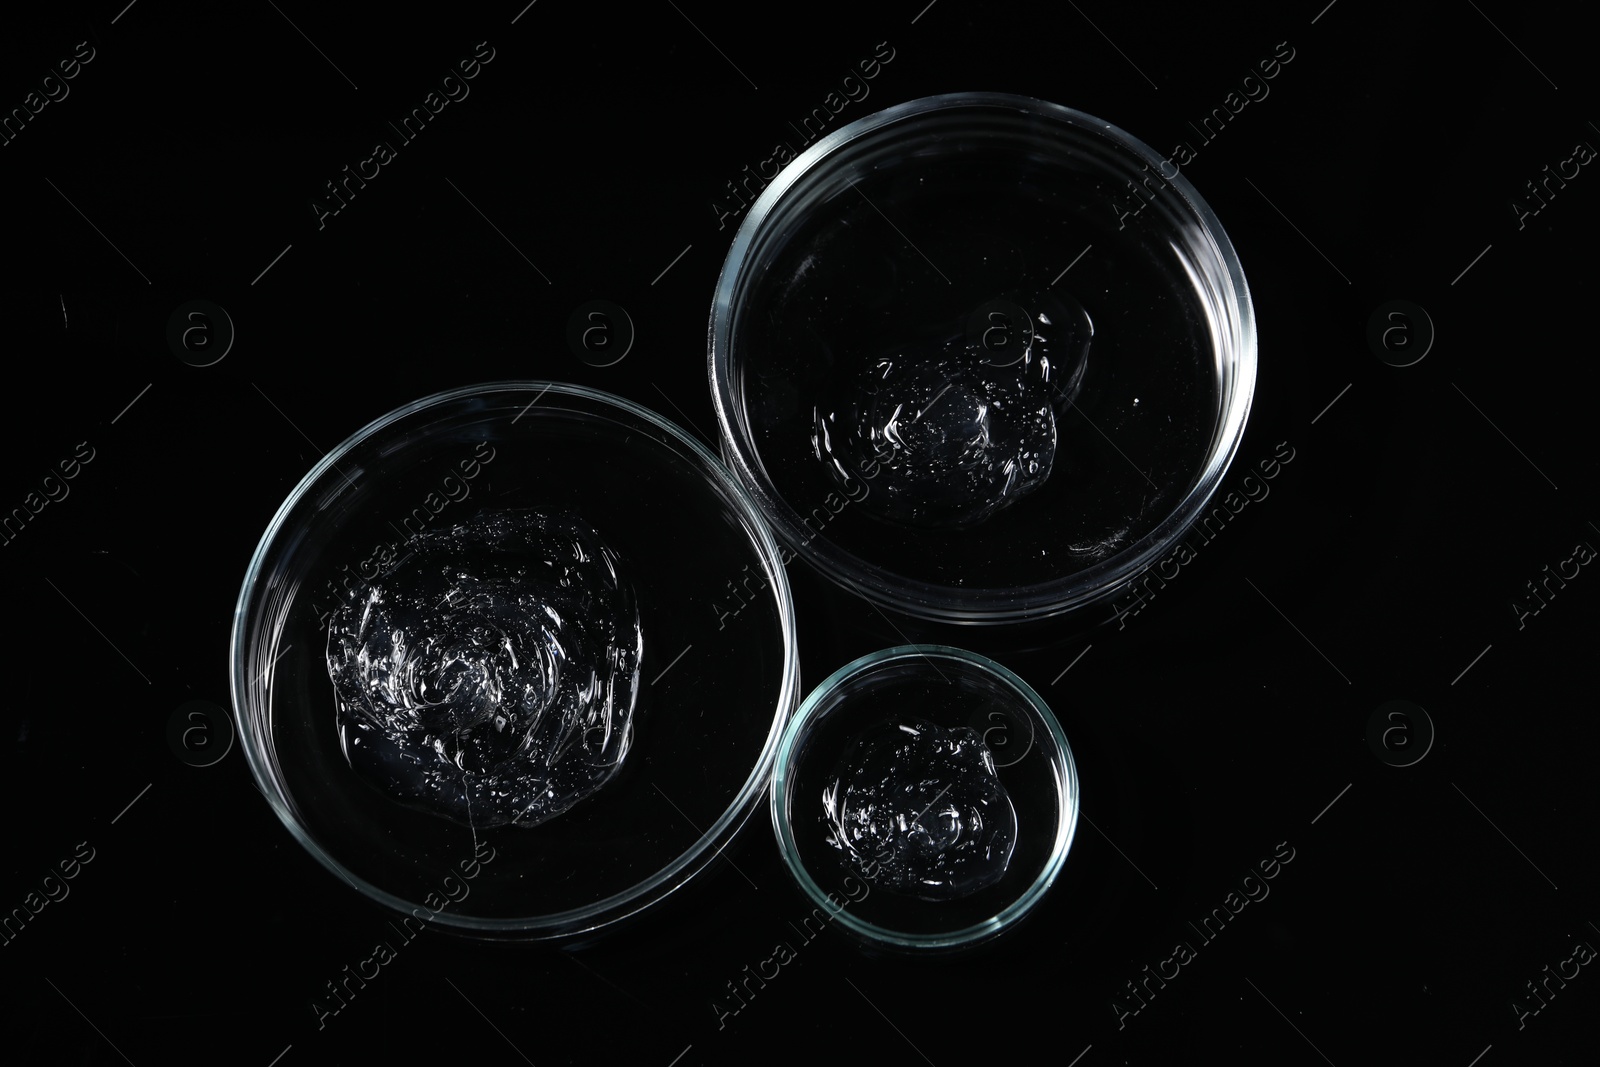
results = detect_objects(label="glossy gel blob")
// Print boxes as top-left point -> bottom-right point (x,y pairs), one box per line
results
325,509 -> 644,829
822,718 -> 1017,901
811,290 -> 1091,529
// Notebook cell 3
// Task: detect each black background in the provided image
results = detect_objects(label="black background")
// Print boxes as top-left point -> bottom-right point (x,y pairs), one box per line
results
3,1 -> 1596,1064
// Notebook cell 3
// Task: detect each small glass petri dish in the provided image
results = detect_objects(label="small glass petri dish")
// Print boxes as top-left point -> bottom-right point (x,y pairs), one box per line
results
771,645 -> 1079,953
231,382 -> 799,940
710,92 -> 1257,624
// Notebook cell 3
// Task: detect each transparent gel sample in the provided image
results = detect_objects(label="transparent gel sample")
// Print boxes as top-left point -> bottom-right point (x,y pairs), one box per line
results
822,718 -> 1017,901
812,290 -> 1091,529
325,509 -> 644,829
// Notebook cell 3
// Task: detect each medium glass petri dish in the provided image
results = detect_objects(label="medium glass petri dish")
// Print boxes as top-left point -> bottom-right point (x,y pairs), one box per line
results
710,92 -> 1256,624
771,645 -> 1079,953
231,382 -> 799,940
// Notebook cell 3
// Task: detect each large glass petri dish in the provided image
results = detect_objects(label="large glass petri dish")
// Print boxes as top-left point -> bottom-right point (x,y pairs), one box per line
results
710,92 -> 1256,624
231,382 -> 799,939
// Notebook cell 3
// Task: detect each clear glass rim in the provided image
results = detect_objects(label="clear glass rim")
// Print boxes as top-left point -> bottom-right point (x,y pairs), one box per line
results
709,90 -> 1258,624
770,643 -> 1079,951
229,380 -> 801,937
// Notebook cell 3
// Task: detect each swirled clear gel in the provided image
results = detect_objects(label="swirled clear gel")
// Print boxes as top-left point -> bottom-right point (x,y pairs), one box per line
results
811,290 -> 1091,528
325,509 -> 644,829
822,718 -> 1017,900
